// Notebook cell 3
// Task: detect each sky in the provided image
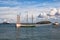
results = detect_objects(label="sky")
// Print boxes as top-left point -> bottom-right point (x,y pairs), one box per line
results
0,0 -> 60,23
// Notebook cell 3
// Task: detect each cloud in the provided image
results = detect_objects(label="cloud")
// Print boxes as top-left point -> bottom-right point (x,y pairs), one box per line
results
47,8 -> 60,20
0,7 -> 51,23
0,0 -> 60,23
57,8 -> 60,14
49,8 -> 57,16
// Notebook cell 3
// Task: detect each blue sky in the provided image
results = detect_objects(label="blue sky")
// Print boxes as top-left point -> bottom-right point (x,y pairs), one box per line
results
0,0 -> 60,8
0,0 -> 60,23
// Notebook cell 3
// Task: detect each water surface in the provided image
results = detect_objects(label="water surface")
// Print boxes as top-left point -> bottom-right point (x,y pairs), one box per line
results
0,24 -> 60,40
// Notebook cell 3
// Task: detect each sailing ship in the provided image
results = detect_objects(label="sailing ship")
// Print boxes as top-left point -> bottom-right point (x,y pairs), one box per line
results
16,15 -> 21,28
21,13 -> 35,27
16,13 -> 35,28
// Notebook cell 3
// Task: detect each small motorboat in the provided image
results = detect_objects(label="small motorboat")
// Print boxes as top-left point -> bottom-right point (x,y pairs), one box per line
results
52,22 -> 59,26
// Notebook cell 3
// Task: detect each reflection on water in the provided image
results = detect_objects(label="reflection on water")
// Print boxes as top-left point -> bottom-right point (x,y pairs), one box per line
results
16,28 -> 20,40
0,24 -> 60,40
16,27 -> 34,40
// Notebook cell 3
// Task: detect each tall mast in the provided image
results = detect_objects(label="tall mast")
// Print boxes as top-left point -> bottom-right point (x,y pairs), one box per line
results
17,15 -> 20,24
32,14 -> 33,23
17,13 -> 21,24
26,13 -> 28,23
25,11 -> 28,23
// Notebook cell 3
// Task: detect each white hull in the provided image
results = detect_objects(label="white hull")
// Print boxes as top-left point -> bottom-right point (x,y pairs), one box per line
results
16,23 -> 21,28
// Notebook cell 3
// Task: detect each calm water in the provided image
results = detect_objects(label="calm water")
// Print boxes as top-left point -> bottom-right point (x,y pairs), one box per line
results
0,24 -> 60,40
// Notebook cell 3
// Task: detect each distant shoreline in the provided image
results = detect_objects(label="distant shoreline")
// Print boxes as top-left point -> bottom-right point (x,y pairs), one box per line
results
0,23 -> 51,25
